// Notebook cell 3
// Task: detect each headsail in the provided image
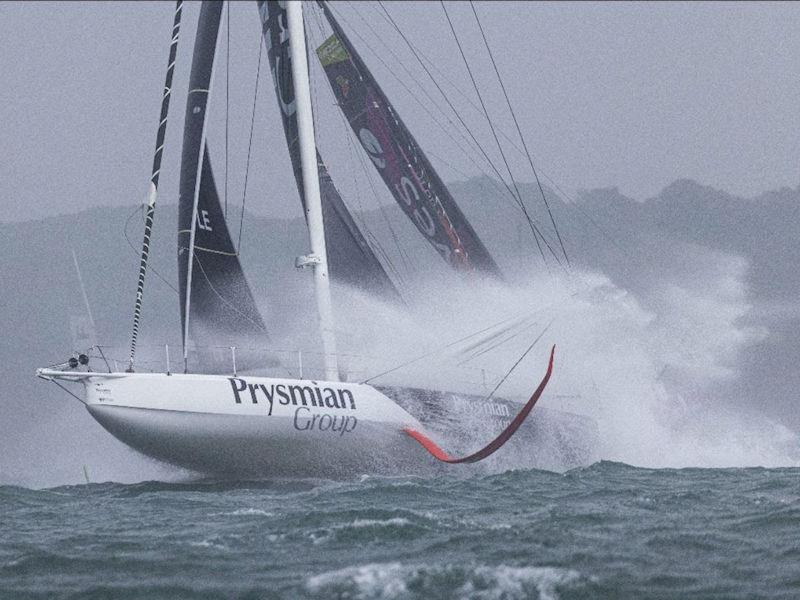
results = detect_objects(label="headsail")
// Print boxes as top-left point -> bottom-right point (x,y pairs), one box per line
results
179,1 -> 268,370
315,2 -> 503,279
257,0 -> 401,301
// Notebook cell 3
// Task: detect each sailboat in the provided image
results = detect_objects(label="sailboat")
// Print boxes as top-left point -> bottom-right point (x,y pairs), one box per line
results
37,0 -> 597,477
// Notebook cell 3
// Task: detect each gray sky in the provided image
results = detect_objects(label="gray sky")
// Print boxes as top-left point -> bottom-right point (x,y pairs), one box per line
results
1,1 -> 798,224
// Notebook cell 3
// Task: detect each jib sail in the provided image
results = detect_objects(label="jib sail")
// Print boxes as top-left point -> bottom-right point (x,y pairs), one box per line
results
316,2 -> 502,278
179,1 -> 269,369
257,0 -> 400,301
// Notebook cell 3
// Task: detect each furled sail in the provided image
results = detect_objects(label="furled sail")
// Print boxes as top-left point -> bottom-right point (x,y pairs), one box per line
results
257,0 -> 401,301
315,2 -> 502,278
179,1 -> 269,369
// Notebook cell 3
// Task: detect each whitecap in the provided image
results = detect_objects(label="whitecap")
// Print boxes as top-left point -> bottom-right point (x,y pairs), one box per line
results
458,565 -> 583,600
208,507 -> 273,517
305,562 -> 585,600
306,562 -> 408,599
349,517 -> 412,529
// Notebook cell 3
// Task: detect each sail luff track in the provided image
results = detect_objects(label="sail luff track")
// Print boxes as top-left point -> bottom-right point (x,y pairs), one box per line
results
128,0 -> 184,371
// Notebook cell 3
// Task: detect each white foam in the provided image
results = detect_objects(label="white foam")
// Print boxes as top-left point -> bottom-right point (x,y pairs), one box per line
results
350,517 -> 412,529
305,562 -> 584,600
458,565 -> 583,600
188,539 -> 228,551
225,508 -> 273,517
306,562 -> 409,599
301,245 -> 798,470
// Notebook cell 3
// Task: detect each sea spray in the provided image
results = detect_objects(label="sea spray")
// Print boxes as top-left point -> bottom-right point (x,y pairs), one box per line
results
270,246 -> 797,470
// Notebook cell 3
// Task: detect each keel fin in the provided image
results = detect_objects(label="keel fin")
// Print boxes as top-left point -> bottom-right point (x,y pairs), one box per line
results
403,345 -> 555,464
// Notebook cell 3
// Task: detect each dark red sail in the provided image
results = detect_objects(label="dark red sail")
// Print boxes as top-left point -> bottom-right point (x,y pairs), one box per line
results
315,3 -> 503,278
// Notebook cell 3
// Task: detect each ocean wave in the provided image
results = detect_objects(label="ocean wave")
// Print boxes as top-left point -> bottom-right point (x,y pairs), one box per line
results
350,517 -> 413,529
210,507 -> 274,517
305,562 -> 587,600
3,466 -> 800,598
307,515 -> 423,546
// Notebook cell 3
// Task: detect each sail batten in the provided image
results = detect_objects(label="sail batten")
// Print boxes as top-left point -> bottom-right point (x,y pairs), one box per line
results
315,2 -> 503,279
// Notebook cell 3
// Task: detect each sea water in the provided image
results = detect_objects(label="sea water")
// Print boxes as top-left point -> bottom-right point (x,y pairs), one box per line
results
2,462 -> 798,599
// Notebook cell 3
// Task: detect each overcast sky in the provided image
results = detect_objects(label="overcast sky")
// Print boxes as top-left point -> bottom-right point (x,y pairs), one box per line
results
1,1 -> 798,223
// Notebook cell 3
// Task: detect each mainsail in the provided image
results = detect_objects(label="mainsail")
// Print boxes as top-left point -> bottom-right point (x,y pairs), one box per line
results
316,2 -> 503,278
257,0 -> 400,301
178,1 -> 268,368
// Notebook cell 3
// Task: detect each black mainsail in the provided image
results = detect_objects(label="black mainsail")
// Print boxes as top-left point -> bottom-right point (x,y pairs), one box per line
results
257,0 -> 400,301
179,1 -> 268,367
316,2 -> 503,279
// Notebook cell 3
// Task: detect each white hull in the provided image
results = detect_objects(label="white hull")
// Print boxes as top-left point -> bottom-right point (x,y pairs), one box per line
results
86,404 -> 429,477
54,371 -> 432,477
39,369 -> 599,477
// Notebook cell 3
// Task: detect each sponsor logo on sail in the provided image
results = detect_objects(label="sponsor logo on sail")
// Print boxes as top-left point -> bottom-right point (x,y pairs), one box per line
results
335,75 -> 350,99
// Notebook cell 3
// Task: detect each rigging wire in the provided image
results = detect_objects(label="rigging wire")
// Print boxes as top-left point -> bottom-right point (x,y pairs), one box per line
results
224,0 -> 230,218
469,0 -> 570,267
439,0 -> 563,270
325,5 -> 635,275
193,254 -> 268,331
237,30 -> 265,254
309,5 -> 414,281
423,10 -> 638,267
369,2 -> 612,260
306,9 -> 408,283
360,311 -> 532,384
47,379 -> 86,404
393,4 -> 639,271
374,1 -> 529,202
375,0 -> 553,267
123,204 -> 179,295
484,319 -> 552,401
340,2 -> 513,204
372,3 -> 518,184
458,317 -> 542,366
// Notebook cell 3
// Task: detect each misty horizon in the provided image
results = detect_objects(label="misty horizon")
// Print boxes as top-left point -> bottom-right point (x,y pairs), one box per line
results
2,1 -> 798,224
2,173 -> 797,226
